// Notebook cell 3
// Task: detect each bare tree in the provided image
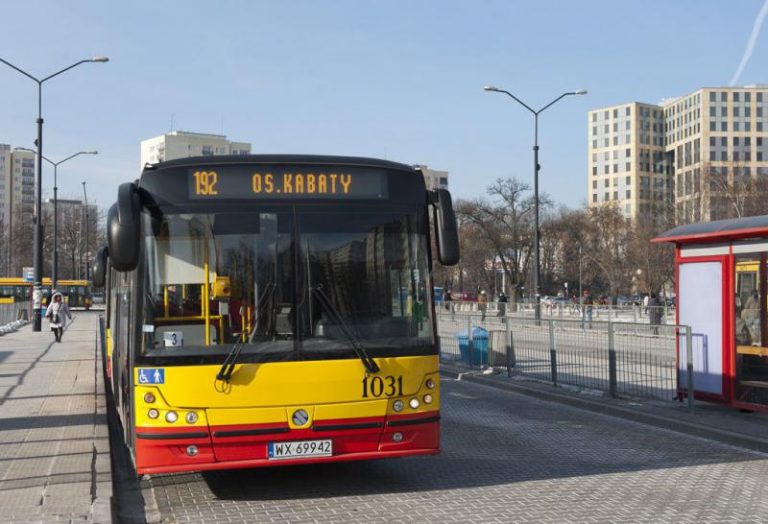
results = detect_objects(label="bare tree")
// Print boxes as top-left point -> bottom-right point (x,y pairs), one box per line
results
455,178 -> 553,302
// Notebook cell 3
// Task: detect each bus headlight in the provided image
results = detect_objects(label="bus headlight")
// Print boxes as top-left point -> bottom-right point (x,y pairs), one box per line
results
423,394 -> 433,404
185,412 -> 199,424
393,400 -> 404,412
165,410 -> 178,423
409,398 -> 420,409
426,378 -> 435,389
148,409 -> 159,419
144,392 -> 156,403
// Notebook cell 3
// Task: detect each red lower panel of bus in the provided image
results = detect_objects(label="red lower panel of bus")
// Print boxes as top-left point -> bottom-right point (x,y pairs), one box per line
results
135,412 -> 440,475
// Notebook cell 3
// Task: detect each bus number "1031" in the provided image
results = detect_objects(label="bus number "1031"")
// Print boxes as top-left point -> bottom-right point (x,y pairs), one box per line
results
361,375 -> 403,398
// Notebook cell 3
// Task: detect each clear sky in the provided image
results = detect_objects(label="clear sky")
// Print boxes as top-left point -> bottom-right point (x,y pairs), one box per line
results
2,0 -> 767,211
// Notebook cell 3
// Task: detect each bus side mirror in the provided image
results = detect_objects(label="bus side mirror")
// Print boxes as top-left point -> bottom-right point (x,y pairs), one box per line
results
107,183 -> 141,272
432,189 -> 460,266
92,246 -> 109,287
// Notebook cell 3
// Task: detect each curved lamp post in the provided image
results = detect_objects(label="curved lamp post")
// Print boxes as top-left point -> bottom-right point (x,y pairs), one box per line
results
484,85 -> 587,320
0,55 -> 108,330
19,148 -> 98,289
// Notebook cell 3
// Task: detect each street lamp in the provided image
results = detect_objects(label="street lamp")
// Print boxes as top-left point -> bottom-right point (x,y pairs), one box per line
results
484,85 -> 587,320
0,55 -> 108,331
18,148 -> 98,289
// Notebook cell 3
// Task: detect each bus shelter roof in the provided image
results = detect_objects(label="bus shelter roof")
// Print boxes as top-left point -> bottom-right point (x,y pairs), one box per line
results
653,214 -> 768,245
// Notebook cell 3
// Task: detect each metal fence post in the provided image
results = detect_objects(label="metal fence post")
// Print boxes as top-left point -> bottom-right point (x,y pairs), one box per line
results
686,326 -> 694,411
608,320 -> 617,398
467,315 -> 474,371
505,316 -> 515,376
549,320 -> 557,386
633,305 -> 638,323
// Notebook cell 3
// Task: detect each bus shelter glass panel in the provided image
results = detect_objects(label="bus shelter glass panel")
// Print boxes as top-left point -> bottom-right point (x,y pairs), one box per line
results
734,255 -> 768,405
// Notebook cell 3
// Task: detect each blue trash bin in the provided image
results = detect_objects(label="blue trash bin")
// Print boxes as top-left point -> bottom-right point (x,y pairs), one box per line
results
455,326 -> 489,366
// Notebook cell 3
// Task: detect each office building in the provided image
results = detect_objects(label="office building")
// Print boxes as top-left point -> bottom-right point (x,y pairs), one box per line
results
588,86 -> 768,223
140,131 -> 251,167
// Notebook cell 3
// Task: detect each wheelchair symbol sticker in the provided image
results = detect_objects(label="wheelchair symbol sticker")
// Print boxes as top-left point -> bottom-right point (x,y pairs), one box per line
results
138,368 -> 165,384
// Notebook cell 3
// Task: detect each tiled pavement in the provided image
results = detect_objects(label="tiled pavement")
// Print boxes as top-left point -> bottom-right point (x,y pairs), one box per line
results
138,377 -> 768,523
0,312 -> 111,523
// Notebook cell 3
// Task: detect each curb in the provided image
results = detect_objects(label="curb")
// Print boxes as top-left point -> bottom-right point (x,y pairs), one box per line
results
92,315 -> 114,523
440,364 -> 768,455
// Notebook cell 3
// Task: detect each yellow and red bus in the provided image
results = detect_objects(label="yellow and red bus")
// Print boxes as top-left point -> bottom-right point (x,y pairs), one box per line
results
96,155 -> 459,475
0,277 -> 92,308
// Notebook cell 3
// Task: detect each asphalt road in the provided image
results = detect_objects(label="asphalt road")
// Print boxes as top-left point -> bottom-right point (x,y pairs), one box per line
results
130,377 -> 768,523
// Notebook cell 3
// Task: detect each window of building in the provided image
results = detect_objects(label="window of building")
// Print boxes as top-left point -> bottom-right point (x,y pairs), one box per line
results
613,191 -> 618,200
604,178 -> 609,187
626,107 -> 631,116
626,176 -> 631,184
626,189 -> 631,198
626,162 -> 631,171
593,193 -> 597,203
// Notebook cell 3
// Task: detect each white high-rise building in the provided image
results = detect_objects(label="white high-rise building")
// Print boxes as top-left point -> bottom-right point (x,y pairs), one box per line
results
416,165 -> 450,191
0,145 -> 36,275
140,131 -> 251,168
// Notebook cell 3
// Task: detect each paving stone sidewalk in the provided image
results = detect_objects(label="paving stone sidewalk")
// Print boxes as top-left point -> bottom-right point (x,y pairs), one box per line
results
441,361 -> 768,453
0,312 -> 112,523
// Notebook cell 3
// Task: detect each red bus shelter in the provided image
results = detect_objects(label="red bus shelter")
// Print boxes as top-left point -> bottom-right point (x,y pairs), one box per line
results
654,215 -> 768,411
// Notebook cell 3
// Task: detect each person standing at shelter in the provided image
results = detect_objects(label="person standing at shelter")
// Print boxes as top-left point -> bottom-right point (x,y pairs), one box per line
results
478,290 -> 488,321
45,291 -> 72,343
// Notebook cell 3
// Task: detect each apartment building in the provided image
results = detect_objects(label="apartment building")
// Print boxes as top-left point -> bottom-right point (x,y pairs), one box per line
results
140,131 -> 251,167
0,145 -> 36,275
588,103 -> 670,220
588,86 -> 768,223
416,165 -> 450,191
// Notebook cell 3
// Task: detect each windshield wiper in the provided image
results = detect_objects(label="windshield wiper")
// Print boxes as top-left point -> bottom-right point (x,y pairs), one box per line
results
312,285 -> 380,374
217,283 -> 277,382
216,341 -> 244,382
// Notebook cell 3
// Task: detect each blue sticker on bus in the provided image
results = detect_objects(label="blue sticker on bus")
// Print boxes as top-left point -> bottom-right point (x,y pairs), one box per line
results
138,368 -> 165,384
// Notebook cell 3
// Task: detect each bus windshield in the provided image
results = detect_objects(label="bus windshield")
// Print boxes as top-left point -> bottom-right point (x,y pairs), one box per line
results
141,206 -> 433,363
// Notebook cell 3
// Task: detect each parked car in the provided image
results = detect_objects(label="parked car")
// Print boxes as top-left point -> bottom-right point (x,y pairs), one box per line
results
616,295 -> 632,306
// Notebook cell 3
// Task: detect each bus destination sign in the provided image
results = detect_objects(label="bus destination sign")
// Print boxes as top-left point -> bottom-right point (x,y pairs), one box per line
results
188,166 -> 389,200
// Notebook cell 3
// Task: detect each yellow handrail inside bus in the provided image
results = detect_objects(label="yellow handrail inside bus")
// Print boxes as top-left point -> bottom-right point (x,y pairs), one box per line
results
241,308 -> 246,342
163,286 -> 169,317
204,263 -> 210,346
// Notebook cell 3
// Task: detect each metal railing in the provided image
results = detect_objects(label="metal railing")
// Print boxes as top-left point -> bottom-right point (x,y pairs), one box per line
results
0,301 -> 31,334
440,301 -> 674,324
437,311 -> 695,409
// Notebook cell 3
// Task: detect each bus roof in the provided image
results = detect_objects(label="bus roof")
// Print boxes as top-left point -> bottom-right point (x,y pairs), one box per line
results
142,154 -> 419,176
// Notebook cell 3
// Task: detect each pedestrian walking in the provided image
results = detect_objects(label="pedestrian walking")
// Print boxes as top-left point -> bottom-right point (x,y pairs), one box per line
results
45,291 -> 72,343
497,292 -> 507,317
648,292 -> 660,335
478,290 -> 488,322
581,289 -> 593,329
444,289 -> 452,311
